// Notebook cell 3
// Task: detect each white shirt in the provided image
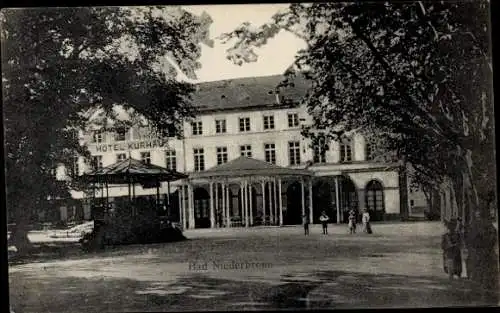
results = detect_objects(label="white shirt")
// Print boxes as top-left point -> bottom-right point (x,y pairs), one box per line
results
362,212 -> 370,223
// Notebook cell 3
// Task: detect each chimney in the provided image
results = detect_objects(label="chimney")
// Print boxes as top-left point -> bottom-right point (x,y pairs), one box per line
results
275,92 -> 280,104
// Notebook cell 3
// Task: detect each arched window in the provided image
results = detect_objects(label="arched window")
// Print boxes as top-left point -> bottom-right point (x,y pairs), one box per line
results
365,180 -> 385,217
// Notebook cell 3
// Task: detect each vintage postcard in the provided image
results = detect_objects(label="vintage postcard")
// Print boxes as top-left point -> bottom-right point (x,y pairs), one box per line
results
3,2 -> 498,312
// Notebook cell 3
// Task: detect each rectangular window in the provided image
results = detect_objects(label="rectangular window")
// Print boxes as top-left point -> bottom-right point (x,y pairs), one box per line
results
165,150 -> 177,171
240,145 -> 252,157
313,138 -> 328,164
94,130 -> 104,143
193,148 -> 205,171
340,139 -> 353,163
116,153 -> 127,162
264,143 -> 276,164
115,128 -> 127,141
239,117 -> 251,132
263,115 -> 275,130
191,121 -> 203,136
288,141 -> 301,165
140,151 -> 151,164
288,113 -> 299,128
69,129 -> 79,141
366,143 -> 373,161
215,119 -> 227,134
216,147 -> 228,165
92,155 -> 103,170
71,156 -> 80,176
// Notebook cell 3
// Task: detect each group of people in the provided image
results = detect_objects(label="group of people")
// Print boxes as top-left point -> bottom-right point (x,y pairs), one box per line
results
441,210 -> 498,292
302,208 -> 373,235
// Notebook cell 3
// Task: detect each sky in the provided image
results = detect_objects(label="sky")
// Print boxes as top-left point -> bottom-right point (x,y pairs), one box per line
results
181,4 -> 307,83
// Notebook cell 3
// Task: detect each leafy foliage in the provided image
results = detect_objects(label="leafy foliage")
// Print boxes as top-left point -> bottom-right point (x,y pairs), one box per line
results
2,6 -> 212,251
220,2 -> 494,209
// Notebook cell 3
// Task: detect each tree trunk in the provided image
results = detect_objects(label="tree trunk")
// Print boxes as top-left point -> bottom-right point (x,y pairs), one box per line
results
9,221 -> 33,256
460,154 -> 498,294
8,201 -> 34,256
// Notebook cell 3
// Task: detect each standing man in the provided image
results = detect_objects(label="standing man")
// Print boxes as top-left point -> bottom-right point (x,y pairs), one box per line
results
302,214 -> 310,236
319,211 -> 330,235
348,209 -> 357,234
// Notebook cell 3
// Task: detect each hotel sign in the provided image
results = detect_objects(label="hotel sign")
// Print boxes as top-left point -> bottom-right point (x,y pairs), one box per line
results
94,139 -> 168,152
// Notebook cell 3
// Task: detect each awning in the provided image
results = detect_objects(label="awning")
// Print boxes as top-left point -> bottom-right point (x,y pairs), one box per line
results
189,156 -> 313,179
78,157 -> 187,185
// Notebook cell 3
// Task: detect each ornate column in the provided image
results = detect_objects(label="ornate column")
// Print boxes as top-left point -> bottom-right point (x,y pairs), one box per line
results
261,180 -> 266,225
245,180 -> 249,227
181,185 -> 187,229
249,182 -> 253,226
215,182 -> 219,227
278,178 -> 283,226
225,183 -> 231,227
209,181 -> 215,228
273,179 -> 278,223
240,182 -> 245,226
178,185 -> 183,228
268,181 -> 274,225
301,178 -> 305,217
188,183 -> 195,229
222,183 -> 226,227
335,176 -> 340,224
308,178 -> 313,224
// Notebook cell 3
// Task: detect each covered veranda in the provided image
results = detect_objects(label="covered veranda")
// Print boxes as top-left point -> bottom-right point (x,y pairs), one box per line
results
178,156 -> 314,229
79,157 -> 187,221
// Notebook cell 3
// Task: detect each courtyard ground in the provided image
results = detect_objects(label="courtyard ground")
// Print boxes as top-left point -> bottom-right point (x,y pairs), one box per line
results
8,222 -> 499,312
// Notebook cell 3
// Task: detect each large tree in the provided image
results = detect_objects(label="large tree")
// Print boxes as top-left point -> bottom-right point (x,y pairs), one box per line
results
2,6 -> 213,254
220,1 -> 496,290
220,1 -> 494,218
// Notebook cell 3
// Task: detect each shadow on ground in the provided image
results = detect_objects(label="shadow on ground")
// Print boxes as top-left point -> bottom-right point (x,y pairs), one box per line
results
10,268 -> 497,312
8,242 -> 85,265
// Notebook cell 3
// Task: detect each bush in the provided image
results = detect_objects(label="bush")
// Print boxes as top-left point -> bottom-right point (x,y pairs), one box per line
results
424,210 -> 441,221
80,218 -> 186,251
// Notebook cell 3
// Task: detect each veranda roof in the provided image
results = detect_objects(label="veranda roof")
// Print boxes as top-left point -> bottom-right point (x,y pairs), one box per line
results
189,156 -> 313,179
79,157 -> 187,184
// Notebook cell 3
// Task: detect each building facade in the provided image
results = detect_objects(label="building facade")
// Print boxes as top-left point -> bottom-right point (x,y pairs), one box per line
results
60,75 -> 409,228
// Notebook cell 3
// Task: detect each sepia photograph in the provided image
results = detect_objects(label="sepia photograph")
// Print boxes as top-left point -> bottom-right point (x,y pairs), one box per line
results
2,2 -> 498,312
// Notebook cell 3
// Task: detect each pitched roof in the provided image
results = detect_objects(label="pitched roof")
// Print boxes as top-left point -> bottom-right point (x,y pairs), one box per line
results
189,156 -> 313,179
191,74 -> 310,112
80,158 -> 187,184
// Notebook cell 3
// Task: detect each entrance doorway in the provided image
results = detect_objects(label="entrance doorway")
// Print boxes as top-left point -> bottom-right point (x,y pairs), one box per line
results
339,176 -> 359,223
194,187 -> 210,228
285,181 -> 303,225
365,180 -> 385,221
312,179 -> 336,223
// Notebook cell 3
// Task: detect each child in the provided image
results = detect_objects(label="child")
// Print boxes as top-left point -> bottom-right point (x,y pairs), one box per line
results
319,211 -> 330,235
348,209 -> 357,234
362,208 -> 372,234
302,214 -> 310,235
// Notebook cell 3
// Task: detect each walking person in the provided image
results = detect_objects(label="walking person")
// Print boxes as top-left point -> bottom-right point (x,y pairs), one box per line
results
348,209 -> 357,234
362,208 -> 372,234
319,211 -> 330,235
441,219 -> 462,280
302,214 -> 310,236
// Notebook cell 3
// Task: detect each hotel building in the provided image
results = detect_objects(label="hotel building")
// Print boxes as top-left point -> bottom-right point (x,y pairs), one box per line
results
61,75 -> 412,228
